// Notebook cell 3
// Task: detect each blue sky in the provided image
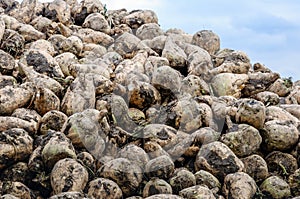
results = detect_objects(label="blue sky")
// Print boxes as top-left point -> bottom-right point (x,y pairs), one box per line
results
103,0 -> 300,80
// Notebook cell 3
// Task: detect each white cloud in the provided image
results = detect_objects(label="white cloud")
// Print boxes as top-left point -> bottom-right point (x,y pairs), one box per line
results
254,1 -> 300,25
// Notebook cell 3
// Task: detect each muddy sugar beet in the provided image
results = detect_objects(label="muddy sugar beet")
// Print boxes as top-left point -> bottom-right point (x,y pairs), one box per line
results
0,0 -> 300,198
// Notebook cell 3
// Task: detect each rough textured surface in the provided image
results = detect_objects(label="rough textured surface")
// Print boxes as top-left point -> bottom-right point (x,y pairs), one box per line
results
260,176 -> 291,199
145,155 -> 175,179
143,178 -> 172,198
145,194 -> 183,199
211,73 -> 248,98
220,124 -> 262,157
261,120 -> 299,151
97,158 -> 143,197
0,83 -> 35,115
194,170 -> 221,193
265,151 -> 298,177
0,128 -> 33,170
192,30 -> 220,55
289,169 -> 300,196
87,178 -> 123,199
194,141 -> 244,180
1,181 -> 32,199
235,99 -> 266,129
162,36 -> 187,69
222,172 -> 257,199
169,168 -> 196,194
49,192 -> 89,199
50,158 -> 89,194
241,154 -> 269,182
179,185 -> 216,199
41,131 -> 76,169
0,0 -> 300,198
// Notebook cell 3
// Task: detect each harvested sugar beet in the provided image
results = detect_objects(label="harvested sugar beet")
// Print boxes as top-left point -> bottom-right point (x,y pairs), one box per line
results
0,0 -> 299,198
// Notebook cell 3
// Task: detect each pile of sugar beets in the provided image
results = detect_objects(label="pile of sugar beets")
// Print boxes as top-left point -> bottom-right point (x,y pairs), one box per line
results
0,0 -> 300,198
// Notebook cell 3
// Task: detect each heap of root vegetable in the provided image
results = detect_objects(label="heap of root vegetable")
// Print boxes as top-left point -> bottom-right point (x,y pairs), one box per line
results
0,0 -> 300,198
